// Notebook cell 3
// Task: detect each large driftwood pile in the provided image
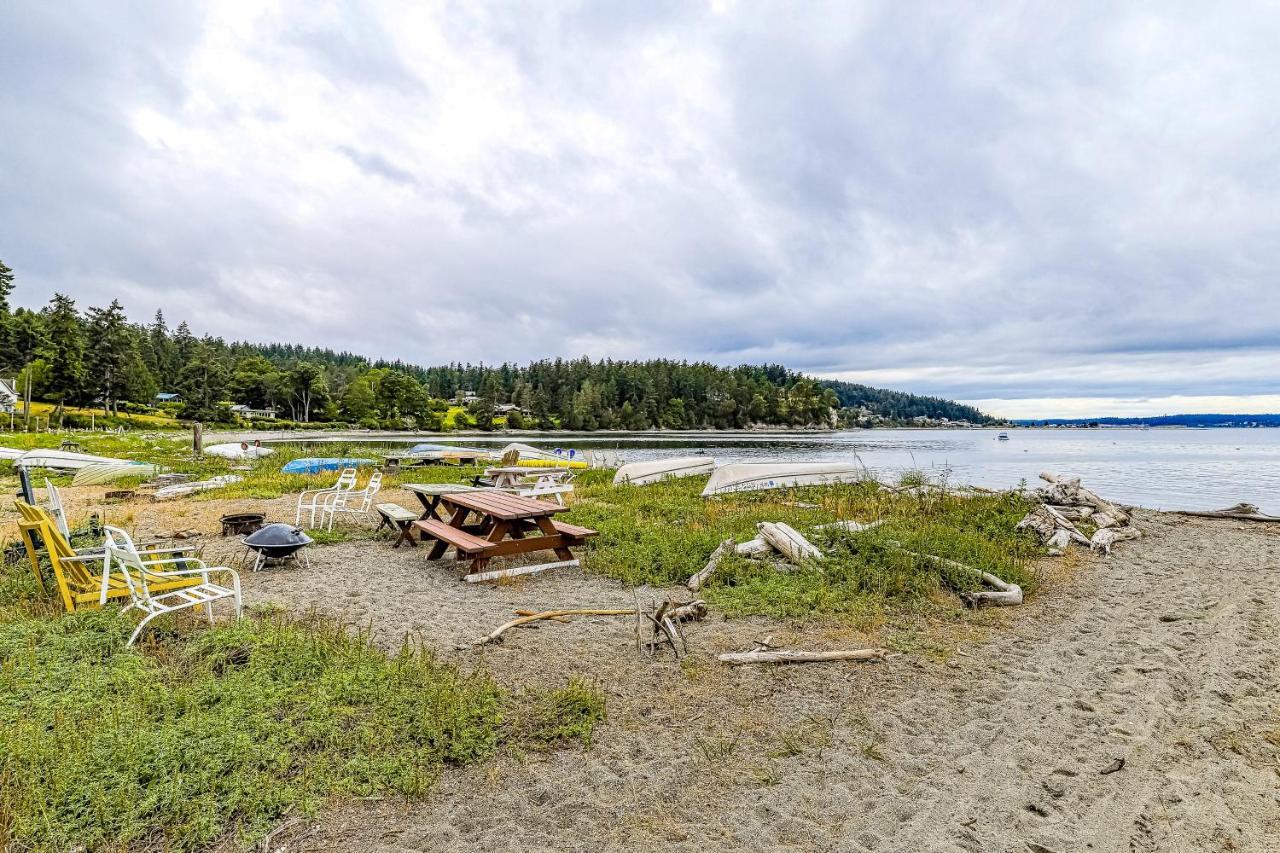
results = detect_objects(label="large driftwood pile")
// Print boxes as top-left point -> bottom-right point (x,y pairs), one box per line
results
1020,472 -> 1141,555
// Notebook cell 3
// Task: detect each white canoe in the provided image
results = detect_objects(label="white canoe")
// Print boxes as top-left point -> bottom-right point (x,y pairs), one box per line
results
154,474 -> 243,500
613,456 -> 715,486
72,462 -> 159,486
701,462 -> 867,497
205,443 -> 275,460
0,447 -> 24,461
14,448 -> 129,470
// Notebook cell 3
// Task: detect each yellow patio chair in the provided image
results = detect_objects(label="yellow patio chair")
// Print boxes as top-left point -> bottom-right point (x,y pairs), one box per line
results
15,501 -> 202,614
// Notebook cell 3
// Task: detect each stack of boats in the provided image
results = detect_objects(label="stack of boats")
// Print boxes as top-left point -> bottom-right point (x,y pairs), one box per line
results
612,457 -> 865,495
2,447 -> 158,485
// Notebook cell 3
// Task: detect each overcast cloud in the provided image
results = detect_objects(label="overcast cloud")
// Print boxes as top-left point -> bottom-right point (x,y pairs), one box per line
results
2,1 -> 1277,418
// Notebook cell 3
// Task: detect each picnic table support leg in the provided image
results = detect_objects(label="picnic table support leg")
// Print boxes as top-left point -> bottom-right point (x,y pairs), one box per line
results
535,516 -> 576,561
393,521 -> 416,548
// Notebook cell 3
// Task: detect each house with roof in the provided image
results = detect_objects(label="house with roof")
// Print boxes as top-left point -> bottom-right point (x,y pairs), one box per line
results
155,392 -> 182,404
230,403 -> 278,419
0,378 -> 17,414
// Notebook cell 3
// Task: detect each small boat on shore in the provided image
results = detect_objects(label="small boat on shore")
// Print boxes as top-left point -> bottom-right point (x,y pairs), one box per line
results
613,456 -> 715,486
281,457 -> 376,475
205,443 -> 275,460
503,442 -> 589,469
701,462 -> 866,497
72,462 -> 158,486
13,448 -> 128,470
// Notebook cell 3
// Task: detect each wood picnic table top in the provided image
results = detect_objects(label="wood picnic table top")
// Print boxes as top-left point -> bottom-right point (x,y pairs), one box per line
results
440,489 -> 566,520
403,483 -> 488,496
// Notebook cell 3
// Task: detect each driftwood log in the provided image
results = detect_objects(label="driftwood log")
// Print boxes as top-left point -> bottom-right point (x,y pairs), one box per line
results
1173,503 -> 1280,523
472,601 -> 708,647
687,538 -> 735,591
1039,472 -> 1129,524
814,519 -> 884,534
899,547 -> 1024,607
718,648 -> 889,665
736,535 -> 772,557
1090,526 -> 1141,555
757,522 -> 822,563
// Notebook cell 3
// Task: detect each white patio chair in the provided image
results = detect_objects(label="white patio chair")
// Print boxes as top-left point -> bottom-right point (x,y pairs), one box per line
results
295,467 -> 358,526
318,472 -> 382,532
44,478 -> 71,539
103,526 -> 242,647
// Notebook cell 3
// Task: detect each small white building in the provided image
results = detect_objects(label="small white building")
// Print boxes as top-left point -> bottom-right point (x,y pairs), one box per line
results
0,379 -> 16,414
230,404 -> 278,419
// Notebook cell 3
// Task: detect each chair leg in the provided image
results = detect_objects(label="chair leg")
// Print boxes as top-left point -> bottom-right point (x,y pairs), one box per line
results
127,612 -> 158,647
204,601 -> 215,625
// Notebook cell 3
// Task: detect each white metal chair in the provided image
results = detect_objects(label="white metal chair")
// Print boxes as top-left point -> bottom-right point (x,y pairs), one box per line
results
103,526 -> 242,647
318,472 -> 383,532
44,478 -> 71,539
295,467 -> 358,526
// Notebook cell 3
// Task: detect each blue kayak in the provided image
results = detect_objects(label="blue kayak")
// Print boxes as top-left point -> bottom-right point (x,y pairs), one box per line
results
281,457 -> 377,475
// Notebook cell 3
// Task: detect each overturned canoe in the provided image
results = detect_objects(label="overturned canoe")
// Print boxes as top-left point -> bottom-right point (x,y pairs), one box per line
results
613,456 -> 715,486
14,448 -> 129,470
72,462 -> 158,486
205,443 -> 275,460
154,474 -> 243,500
281,457 -> 376,475
701,462 -> 867,497
0,447 -> 24,461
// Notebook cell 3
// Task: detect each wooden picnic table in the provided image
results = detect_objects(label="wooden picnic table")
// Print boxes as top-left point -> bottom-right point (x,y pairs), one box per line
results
482,466 -> 570,488
403,483 -> 489,520
412,490 -> 596,580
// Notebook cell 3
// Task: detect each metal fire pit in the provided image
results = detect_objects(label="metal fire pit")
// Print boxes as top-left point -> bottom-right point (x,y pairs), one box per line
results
221,512 -> 266,536
241,523 -> 313,572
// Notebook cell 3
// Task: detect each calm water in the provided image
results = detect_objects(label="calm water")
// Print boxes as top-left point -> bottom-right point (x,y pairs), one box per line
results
371,428 -> 1280,513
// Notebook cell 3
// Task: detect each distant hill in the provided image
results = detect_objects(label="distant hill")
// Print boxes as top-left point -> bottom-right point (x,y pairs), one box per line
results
819,379 -> 998,425
1014,414 -> 1280,428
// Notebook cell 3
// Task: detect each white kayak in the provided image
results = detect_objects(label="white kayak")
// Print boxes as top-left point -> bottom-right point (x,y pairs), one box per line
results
0,447 -> 24,461
701,462 -> 867,497
205,443 -> 275,460
613,456 -> 715,486
72,462 -> 159,486
14,448 -> 130,470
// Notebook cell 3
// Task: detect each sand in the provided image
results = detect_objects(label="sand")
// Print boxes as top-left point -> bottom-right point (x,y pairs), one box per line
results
185,508 -> 1276,853
10,492 -> 1280,851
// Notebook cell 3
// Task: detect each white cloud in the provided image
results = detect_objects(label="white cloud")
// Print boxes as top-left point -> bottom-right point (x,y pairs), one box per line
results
1,0 -> 1277,418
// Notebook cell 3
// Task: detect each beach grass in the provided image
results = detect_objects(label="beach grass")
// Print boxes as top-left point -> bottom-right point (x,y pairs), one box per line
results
0,605 -> 604,852
566,470 -> 1040,619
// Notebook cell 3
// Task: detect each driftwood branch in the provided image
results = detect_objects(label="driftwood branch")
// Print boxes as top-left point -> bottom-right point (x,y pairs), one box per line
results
1090,526 -> 1141,554
718,648 -> 888,665
897,547 -> 1024,607
472,601 -> 708,647
1173,503 -> 1280,523
1039,472 -> 1129,524
687,538 -> 735,591
736,535 -> 772,556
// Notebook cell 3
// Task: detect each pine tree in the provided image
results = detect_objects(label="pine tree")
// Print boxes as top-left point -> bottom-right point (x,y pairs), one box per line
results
41,293 -> 86,409
85,300 -> 135,414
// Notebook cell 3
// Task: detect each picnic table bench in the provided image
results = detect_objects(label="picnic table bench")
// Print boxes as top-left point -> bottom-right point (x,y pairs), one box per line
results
481,466 -> 575,505
412,490 -> 596,582
374,502 -> 420,547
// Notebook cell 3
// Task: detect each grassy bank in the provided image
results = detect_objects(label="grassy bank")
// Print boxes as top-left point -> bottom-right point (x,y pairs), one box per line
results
565,470 -> 1040,621
0,605 -> 603,851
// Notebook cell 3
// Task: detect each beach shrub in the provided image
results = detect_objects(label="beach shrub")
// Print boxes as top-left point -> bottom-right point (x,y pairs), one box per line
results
0,609 -> 602,851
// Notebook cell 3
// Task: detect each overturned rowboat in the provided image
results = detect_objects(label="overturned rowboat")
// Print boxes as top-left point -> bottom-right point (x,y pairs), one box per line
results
613,456 -> 715,486
13,448 -> 130,470
701,462 -> 867,497
72,462 -> 159,486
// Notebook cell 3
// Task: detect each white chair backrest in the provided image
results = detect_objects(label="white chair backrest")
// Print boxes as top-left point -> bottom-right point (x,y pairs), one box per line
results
103,526 -> 151,605
334,467 -> 358,490
44,479 -> 70,539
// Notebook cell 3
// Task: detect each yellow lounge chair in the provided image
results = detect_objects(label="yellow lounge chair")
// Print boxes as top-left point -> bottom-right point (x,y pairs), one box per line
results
15,501 -> 201,614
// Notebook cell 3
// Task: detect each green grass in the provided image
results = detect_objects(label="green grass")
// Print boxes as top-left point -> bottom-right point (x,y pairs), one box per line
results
0,607 -> 604,851
565,470 -> 1041,620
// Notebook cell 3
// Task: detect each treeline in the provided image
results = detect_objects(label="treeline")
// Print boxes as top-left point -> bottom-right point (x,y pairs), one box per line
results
820,380 -> 993,425
0,262 -> 992,430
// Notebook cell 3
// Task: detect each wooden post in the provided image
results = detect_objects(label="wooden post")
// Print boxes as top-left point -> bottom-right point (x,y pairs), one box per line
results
193,421 -> 203,457
23,370 -> 31,431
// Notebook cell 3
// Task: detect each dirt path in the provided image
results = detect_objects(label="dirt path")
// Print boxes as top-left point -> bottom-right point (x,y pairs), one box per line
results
237,510 -> 1280,852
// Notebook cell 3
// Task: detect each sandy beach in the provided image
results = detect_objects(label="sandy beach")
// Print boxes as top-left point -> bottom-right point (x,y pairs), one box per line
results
122,500 -> 1280,853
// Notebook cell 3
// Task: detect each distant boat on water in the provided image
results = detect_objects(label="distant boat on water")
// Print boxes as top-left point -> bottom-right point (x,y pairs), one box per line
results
997,432 -> 1010,441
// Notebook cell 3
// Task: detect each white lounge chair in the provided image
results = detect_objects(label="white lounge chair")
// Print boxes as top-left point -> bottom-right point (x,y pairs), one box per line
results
103,526 -> 242,647
318,472 -> 383,532
295,467 -> 358,526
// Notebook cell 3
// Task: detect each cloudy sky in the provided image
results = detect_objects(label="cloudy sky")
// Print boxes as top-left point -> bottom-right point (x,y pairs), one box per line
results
2,1 -> 1277,419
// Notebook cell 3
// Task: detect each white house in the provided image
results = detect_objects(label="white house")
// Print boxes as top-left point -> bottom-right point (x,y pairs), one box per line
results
0,379 -> 16,414
230,403 -> 278,419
